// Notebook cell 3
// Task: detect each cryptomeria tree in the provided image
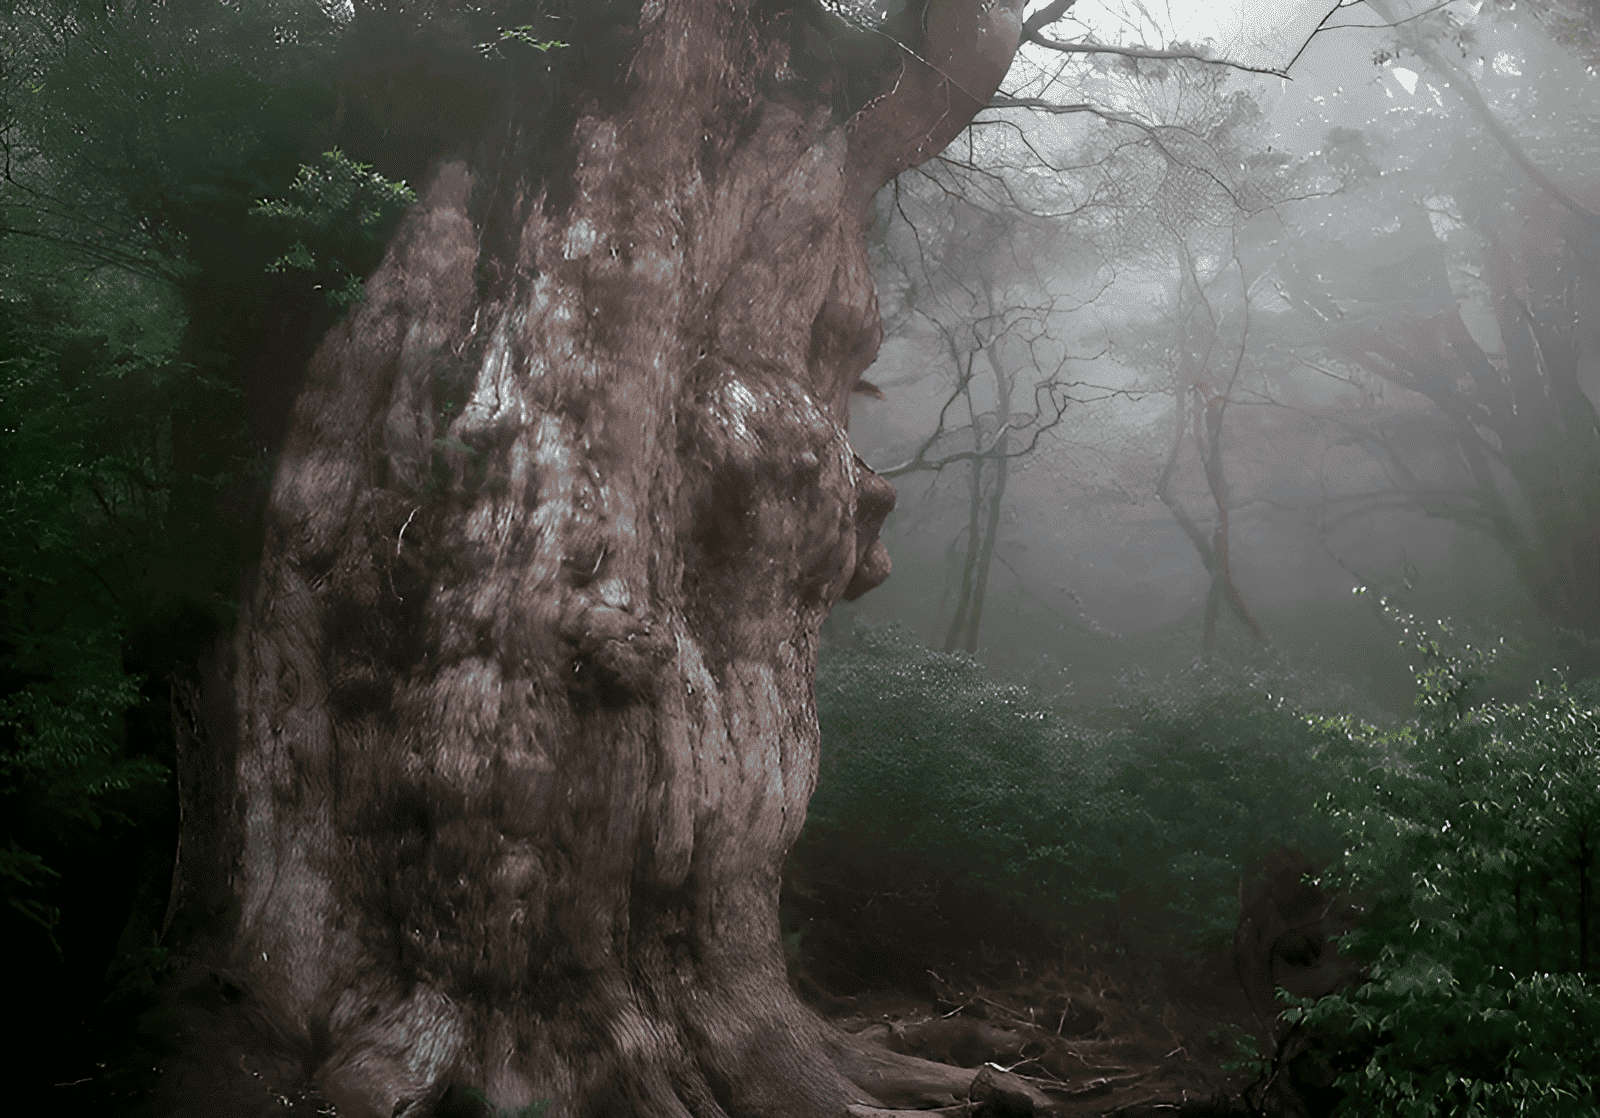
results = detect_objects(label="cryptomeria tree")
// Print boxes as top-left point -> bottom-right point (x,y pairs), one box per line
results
136,2 -> 1029,1116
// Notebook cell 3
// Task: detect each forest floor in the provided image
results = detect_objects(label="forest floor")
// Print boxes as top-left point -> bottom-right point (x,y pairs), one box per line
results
780,858 -> 1306,1118
795,951 -> 1269,1117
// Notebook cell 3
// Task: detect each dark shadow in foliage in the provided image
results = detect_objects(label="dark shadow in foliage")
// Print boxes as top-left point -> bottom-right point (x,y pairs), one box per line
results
788,622 -> 1353,1012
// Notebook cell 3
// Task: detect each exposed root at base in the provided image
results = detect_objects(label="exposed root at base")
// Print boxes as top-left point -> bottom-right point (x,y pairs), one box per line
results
831,1027 -> 1053,1114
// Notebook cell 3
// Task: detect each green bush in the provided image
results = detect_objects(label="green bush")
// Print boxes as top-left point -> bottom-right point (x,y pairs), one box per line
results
250,147 -> 417,309
800,612 -> 1600,1109
1299,627 -> 1600,1116
0,0 -> 357,964
0,292 -> 174,954
800,622 -> 1114,961
796,623 -> 1352,973
1094,670 -> 1349,958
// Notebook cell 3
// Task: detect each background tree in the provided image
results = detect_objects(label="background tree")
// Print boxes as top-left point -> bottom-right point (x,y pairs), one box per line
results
1253,8 -> 1600,642
1070,49 -> 1288,655
863,150 -> 1097,654
850,10 -> 1304,660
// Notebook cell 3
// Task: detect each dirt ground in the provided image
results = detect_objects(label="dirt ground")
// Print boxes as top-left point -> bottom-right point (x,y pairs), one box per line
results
799,950 -> 1267,1115
782,855 -> 1353,1117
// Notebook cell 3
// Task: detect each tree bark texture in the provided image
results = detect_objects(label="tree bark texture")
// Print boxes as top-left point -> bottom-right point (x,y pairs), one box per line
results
147,3 -> 1025,1117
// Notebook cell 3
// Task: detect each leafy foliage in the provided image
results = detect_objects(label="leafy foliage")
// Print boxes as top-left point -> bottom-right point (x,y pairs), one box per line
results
251,148 -> 417,308
1294,612 -> 1600,1115
0,284 -> 180,953
1093,670 -> 1348,958
799,623 -> 1350,974
0,0 -> 346,1040
800,622 -> 1110,970
804,614 -> 1600,1109
478,25 -> 570,58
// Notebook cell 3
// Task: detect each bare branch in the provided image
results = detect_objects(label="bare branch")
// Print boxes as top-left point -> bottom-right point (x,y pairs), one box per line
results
1283,0 -> 1459,74
0,223 -> 177,284
1024,34 -> 1293,79
985,96 -> 1164,127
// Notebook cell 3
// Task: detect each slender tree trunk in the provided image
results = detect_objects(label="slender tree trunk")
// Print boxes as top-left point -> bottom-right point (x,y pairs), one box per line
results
1157,386 -> 1268,652
1533,892 -> 1544,973
944,448 -> 984,652
1197,392 -> 1270,649
932,530 -> 962,643
1157,387 -> 1213,561
1577,831 -> 1593,977
958,342 -> 1014,654
961,442 -> 1007,653
941,341 -> 983,652
128,4 -> 1027,1116
1203,580 -> 1221,656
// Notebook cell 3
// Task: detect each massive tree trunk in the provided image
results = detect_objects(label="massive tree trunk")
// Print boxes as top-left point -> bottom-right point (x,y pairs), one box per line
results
133,3 -> 1026,1117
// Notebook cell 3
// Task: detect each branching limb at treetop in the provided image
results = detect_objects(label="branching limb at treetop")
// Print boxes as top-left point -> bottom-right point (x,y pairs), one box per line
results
1025,34 -> 1299,79
1017,0 -> 1307,84
1007,0 -> 1470,112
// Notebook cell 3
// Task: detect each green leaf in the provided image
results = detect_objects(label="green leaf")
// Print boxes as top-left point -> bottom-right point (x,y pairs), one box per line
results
264,240 -> 316,273
499,26 -> 568,51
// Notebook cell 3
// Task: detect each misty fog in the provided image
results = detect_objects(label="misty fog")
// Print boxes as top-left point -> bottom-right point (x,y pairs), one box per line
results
830,0 -> 1600,716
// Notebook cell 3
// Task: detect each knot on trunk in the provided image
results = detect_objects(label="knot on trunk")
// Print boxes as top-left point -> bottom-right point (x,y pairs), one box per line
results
843,453 -> 895,601
1234,848 -> 1365,1028
558,592 -> 673,707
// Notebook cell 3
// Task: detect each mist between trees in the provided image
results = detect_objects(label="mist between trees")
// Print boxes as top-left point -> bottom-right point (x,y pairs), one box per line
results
3,1 -> 1600,1116
841,0 -> 1600,715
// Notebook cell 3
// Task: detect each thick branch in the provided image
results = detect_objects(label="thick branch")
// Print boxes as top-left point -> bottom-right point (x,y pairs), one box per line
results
1020,0 -> 1288,76
1022,0 -> 1077,39
845,0 -> 1025,200
1025,34 -> 1294,78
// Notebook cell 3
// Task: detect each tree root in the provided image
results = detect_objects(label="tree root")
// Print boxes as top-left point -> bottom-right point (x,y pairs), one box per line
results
830,1027 -> 1053,1114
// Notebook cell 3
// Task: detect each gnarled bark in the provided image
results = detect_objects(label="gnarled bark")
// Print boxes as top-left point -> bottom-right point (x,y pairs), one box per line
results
137,3 -> 1026,1116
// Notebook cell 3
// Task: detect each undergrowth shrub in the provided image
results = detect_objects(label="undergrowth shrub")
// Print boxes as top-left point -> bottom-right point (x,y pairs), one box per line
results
1296,611 -> 1600,1116
798,613 -> 1600,1111
0,299 -> 172,955
1093,672 -> 1348,962
795,623 -> 1114,981
794,623 -> 1350,981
